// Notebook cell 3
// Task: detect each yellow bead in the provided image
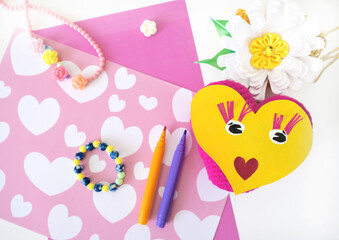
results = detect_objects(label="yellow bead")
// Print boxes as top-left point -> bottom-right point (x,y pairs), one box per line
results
102,185 -> 109,192
106,145 -> 114,153
77,173 -> 84,180
73,159 -> 80,166
115,157 -> 123,164
87,183 -> 94,190
79,146 -> 87,153
93,140 -> 100,148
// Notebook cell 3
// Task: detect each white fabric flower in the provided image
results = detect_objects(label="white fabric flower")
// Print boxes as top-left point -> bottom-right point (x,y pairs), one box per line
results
218,0 -> 324,101
140,20 -> 157,37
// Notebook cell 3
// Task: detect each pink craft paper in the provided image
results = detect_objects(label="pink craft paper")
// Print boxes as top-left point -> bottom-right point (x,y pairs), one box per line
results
0,29 -> 228,239
36,0 -> 204,92
36,2 -> 240,238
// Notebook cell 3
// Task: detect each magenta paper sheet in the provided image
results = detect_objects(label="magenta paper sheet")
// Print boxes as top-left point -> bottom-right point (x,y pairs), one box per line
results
0,30 -> 228,240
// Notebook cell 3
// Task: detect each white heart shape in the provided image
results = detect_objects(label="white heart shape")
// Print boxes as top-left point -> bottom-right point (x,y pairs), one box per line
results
133,162 -> 150,180
158,186 -> 178,200
11,32 -> 50,76
174,210 -> 220,240
115,67 -> 136,90
172,88 -> 193,122
18,95 -> 60,136
0,81 -> 11,98
11,194 -> 32,218
64,124 -> 86,147
101,116 -> 143,158
124,224 -> 151,240
109,94 -> 126,112
149,125 -> 192,166
197,168 -> 229,202
89,154 -> 106,173
0,169 -> 5,192
57,61 -> 109,103
48,204 -> 82,240
89,234 -> 100,240
93,184 -> 137,224
138,95 -> 158,111
24,152 -> 76,196
0,122 -> 10,143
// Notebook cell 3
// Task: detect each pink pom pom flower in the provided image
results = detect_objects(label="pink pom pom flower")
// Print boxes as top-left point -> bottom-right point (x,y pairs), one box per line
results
52,65 -> 68,81
30,37 -> 45,53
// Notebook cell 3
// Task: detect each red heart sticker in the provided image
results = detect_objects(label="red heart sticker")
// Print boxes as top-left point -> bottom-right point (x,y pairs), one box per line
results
234,157 -> 258,180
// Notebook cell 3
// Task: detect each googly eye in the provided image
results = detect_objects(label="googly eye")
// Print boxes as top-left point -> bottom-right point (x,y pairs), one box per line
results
225,120 -> 245,135
269,129 -> 287,144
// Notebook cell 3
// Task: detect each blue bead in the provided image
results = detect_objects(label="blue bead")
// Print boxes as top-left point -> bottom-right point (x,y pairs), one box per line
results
75,152 -> 85,160
99,142 -> 108,151
109,183 -> 118,192
94,183 -> 103,192
110,150 -> 119,159
74,165 -> 83,174
85,142 -> 94,151
81,177 -> 90,186
116,164 -> 125,172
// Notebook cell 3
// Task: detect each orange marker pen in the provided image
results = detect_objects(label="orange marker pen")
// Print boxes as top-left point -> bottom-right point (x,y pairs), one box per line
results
138,126 -> 167,225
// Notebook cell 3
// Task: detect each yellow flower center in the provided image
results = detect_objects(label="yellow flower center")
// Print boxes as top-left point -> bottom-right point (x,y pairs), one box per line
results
249,33 -> 289,70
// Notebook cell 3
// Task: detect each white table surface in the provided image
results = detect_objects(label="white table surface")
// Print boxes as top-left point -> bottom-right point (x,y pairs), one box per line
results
0,0 -> 338,239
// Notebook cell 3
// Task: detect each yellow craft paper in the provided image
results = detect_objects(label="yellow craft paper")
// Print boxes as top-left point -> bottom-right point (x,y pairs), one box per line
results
191,84 -> 313,194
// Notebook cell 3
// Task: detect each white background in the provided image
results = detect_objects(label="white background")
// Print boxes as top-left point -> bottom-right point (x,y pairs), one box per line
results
0,0 -> 338,239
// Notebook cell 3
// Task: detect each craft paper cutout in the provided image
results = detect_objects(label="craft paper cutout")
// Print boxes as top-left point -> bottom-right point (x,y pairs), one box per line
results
191,81 -> 313,194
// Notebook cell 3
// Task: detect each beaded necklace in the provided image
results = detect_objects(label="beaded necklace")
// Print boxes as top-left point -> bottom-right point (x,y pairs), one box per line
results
0,0 -> 106,89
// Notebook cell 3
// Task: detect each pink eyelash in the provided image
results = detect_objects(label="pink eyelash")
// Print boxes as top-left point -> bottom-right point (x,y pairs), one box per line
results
284,113 -> 303,135
273,113 -> 284,129
217,101 -> 234,123
238,103 -> 252,122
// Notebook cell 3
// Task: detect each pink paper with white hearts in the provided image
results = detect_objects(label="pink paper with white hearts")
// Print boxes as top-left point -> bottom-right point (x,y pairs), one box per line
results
0,30 -> 228,240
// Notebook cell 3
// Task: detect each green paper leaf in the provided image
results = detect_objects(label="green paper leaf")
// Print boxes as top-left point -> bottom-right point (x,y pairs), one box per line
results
211,18 -> 231,37
196,48 -> 235,71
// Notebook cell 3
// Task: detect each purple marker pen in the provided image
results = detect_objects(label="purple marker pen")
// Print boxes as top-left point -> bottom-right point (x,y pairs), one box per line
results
156,130 -> 187,228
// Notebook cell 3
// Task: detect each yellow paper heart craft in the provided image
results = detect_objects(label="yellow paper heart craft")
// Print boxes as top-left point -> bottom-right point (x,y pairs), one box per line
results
191,81 -> 313,194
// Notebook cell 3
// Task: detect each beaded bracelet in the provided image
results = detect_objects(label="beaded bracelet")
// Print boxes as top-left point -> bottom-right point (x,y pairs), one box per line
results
73,140 -> 125,192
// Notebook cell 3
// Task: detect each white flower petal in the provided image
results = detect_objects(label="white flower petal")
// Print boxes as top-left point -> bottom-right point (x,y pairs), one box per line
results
268,70 -> 290,94
266,1 -> 283,29
285,33 -> 313,56
236,47 -> 253,72
299,56 -> 323,82
310,37 -> 325,51
270,2 -> 304,36
277,56 -> 306,79
248,69 -> 268,89
223,56 -> 250,87
246,1 -> 268,35
217,53 -> 234,68
221,69 -> 228,80
249,79 -> 268,101
226,16 -> 254,44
